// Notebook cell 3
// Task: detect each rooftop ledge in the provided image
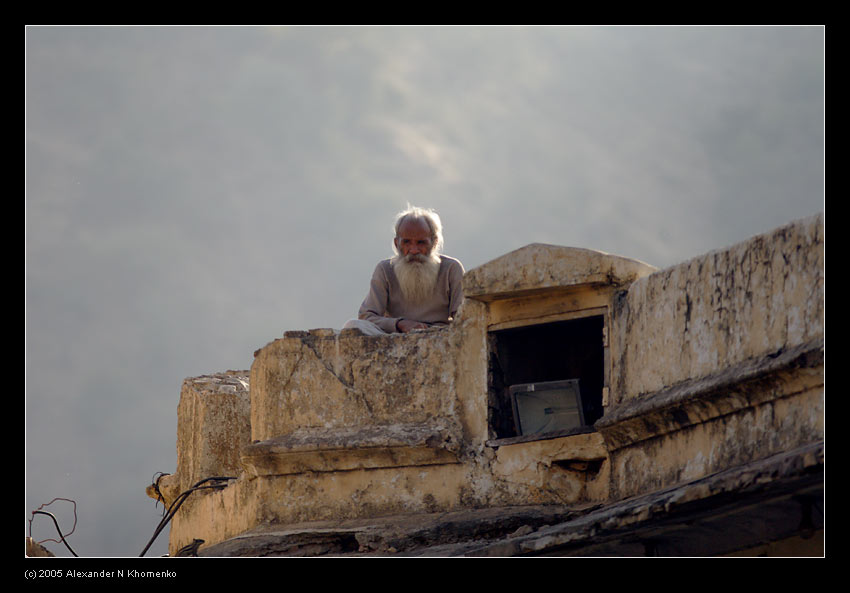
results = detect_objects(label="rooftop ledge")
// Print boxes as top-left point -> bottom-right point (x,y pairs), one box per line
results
241,423 -> 461,477
462,244 -> 657,302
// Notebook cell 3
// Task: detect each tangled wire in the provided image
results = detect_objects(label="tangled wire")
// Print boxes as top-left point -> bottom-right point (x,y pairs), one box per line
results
28,474 -> 236,557
139,476 -> 236,557
28,498 -> 79,557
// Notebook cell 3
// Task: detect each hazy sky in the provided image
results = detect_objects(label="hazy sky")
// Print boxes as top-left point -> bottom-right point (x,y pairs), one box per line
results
25,25 -> 824,557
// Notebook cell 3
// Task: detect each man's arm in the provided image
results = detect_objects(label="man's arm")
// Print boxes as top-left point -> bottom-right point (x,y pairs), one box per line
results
448,258 -> 465,320
358,262 -> 402,333
396,319 -> 430,333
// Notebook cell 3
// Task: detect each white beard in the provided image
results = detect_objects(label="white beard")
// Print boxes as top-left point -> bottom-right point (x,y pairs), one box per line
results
393,253 -> 441,304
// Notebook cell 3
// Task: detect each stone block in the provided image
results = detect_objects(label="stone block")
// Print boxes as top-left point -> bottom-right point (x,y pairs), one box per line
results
241,423 -> 461,476
155,372 -> 251,506
249,329 -> 461,442
463,243 -> 656,302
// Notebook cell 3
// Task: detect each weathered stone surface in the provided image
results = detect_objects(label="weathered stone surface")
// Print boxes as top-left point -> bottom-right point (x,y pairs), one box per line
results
193,441 -> 822,557
151,371 -> 250,507
605,384 -> 823,501
241,423 -> 462,476
611,214 -> 823,404
196,505 -> 578,557
250,329 -> 461,442
597,339 -> 824,451
463,243 -> 657,301
156,214 -> 824,556
25,537 -> 55,557
596,214 -> 824,502
491,432 -> 610,504
464,441 -> 823,557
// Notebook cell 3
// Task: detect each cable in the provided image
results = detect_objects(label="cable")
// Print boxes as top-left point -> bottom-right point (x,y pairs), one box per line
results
29,476 -> 236,557
30,510 -> 78,557
28,498 -> 79,557
139,476 -> 236,557
149,472 -> 172,516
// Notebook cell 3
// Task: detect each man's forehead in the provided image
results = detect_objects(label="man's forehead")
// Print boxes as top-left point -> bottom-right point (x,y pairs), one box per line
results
397,217 -> 432,237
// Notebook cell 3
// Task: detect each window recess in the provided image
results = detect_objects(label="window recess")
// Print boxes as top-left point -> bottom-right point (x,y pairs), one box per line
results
487,314 -> 607,445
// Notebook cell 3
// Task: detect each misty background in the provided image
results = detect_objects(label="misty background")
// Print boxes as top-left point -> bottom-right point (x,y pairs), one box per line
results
25,25 -> 824,557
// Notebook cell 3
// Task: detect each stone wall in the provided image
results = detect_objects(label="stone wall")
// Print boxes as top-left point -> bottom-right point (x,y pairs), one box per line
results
599,214 -> 824,500
151,372 -> 251,508
611,214 -> 823,403
250,328 -> 464,443
152,214 -> 824,555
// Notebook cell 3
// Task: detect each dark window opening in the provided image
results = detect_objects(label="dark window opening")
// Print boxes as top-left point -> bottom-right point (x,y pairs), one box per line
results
488,315 -> 605,441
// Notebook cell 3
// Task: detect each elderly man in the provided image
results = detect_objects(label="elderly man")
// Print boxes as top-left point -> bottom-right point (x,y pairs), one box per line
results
344,206 -> 464,335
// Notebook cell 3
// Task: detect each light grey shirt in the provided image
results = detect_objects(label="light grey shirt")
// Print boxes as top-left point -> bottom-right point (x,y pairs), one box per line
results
358,255 -> 465,333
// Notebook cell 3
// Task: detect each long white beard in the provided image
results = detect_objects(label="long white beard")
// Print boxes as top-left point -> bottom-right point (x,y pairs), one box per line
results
393,253 -> 441,304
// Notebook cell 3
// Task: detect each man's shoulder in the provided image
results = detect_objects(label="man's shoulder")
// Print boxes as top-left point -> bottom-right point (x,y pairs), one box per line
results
439,255 -> 465,272
372,258 -> 395,277
439,254 -> 463,267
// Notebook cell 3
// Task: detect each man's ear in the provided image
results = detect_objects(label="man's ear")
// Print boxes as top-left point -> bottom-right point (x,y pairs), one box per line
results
393,236 -> 400,252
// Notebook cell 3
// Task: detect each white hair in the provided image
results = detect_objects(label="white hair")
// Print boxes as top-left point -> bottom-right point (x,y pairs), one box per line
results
392,256 -> 441,303
392,204 -> 444,256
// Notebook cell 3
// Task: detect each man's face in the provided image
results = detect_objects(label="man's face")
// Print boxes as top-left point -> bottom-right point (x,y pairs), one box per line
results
394,218 -> 434,261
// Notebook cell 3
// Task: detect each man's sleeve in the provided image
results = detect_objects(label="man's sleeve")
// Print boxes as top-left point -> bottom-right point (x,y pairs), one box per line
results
448,259 -> 465,320
358,263 -> 401,333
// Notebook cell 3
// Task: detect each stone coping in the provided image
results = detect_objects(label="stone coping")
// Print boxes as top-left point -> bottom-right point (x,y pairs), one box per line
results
241,423 -> 462,477
463,243 -> 657,302
596,338 -> 824,451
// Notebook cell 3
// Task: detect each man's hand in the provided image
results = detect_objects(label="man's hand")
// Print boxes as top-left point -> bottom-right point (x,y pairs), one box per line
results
397,319 -> 430,333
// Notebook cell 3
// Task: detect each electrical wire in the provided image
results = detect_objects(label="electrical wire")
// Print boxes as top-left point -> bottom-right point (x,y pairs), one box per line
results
28,498 -> 79,557
139,476 -> 236,557
30,511 -> 78,557
28,477 -> 236,557
149,471 -> 172,516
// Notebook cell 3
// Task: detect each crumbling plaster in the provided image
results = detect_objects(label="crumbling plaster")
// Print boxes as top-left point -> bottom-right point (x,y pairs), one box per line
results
599,214 -> 824,500
151,372 -> 251,508
250,328 -> 464,443
611,214 -> 823,403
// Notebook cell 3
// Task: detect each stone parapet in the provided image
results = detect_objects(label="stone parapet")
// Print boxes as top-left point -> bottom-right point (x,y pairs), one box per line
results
250,328 -> 462,442
611,214 -> 823,404
599,214 -> 824,501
